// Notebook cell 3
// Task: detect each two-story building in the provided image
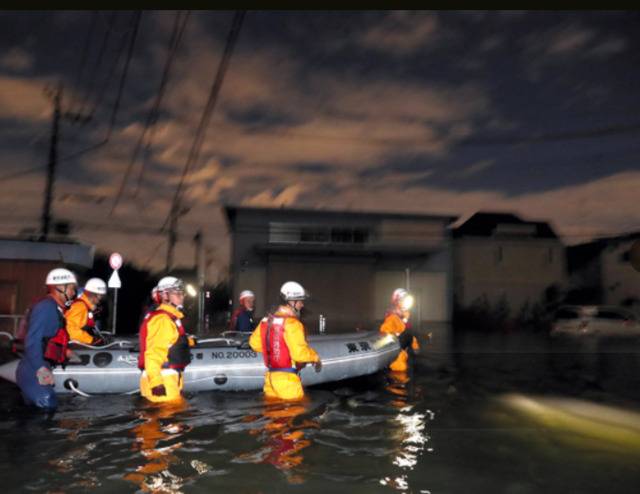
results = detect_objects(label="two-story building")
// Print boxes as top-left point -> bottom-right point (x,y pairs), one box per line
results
453,212 -> 567,315
224,206 -> 457,338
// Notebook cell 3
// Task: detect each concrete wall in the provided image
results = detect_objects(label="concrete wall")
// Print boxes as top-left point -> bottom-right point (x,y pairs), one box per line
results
601,241 -> 640,307
454,237 -> 566,313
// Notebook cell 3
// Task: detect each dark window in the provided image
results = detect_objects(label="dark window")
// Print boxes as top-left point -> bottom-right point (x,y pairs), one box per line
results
300,227 -> 329,243
298,226 -> 370,245
353,228 -> 369,244
331,228 -> 353,243
555,308 -> 579,320
596,310 -> 629,321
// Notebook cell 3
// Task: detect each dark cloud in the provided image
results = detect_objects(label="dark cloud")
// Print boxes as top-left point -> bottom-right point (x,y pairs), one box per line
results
288,162 -> 335,174
1,11 -> 639,271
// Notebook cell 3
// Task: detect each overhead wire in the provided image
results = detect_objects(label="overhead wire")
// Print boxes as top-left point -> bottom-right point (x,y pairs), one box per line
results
133,11 -> 191,197
56,11 -> 142,165
68,11 -> 98,113
163,11 -> 246,234
87,22 -> 131,119
76,11 -> 116,116
110,10 -> 190,216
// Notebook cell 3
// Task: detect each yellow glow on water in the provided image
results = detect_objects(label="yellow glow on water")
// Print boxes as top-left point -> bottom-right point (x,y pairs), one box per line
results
498,394 -> 640,453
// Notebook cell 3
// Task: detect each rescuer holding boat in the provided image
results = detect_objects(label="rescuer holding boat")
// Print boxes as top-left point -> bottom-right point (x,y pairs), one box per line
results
65,277 -> 108,345
249,281 -> 322,401
380,288 -> 420,372
138,276 -> 194,403
16,268 -> 77,410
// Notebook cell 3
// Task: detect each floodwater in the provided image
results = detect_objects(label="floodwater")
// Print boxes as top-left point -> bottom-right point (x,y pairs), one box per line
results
1,332 -> 639,493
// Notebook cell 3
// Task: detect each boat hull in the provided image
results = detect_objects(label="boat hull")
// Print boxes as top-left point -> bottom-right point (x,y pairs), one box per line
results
1,331 -> 399,394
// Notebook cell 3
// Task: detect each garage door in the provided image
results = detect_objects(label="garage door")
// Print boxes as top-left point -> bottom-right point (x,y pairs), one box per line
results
267,260 -> 374,332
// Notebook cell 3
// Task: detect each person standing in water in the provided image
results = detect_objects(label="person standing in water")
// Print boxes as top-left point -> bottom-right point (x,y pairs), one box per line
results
16,268 -> 77,410
380,288 -> 420,372
250,281 -> 321,401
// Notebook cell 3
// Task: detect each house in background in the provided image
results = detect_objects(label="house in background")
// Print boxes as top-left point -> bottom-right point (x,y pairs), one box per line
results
0,238 -> 94,333
452,212 -> 567,315
224,206 -> 456,350
567,233 -> 640,311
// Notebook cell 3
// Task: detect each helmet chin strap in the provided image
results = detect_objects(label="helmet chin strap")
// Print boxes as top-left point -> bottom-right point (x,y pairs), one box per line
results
55,285 -> 74,307
286,300 -> 301,316
163,291 -> 184,311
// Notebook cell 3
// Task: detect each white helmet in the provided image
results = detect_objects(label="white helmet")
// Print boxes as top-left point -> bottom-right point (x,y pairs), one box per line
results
239,290 -> 255,301
84,278 -> 107,295
392,288 -> 414,310
280,281 -> 308,301
392,288 -> 408,303
45,268 -> 77,286
157,276 -> 184,293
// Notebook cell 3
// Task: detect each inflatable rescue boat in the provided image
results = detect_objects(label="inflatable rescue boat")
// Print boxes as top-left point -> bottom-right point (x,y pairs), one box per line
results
0,331 -> 400,395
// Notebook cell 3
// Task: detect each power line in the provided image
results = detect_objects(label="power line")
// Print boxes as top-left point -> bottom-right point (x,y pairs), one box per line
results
133,11 -> 191,197
77,11 -> 116,116
164,11 -> 245,270
104,11 -> 142,142
142,239 -> 167,269
2,212 -> 636,241
110,10 -> 190,216
68,11 -> 98,112
0,165 -> 44,182
56,11 -> 142,165
87,22 -> 131,119
460,122 -> 640,147
201,118 -> 640,148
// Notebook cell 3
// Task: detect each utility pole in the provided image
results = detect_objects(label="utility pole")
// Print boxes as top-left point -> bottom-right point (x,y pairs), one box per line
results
165,206 -> 178,271
165,202 -> 190,272
40,84 -> 91,241
194,230 -> 205,334
40,84 -> 61,241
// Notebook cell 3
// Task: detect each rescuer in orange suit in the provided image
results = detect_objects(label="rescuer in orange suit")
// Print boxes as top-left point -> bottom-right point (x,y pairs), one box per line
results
249,281 -> 322,401
380,288 -> 420,372
138,276 -> 195,403
65,277 -> 107,345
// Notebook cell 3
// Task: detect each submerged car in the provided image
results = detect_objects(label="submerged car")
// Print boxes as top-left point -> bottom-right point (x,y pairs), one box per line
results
551,305 -> 640,338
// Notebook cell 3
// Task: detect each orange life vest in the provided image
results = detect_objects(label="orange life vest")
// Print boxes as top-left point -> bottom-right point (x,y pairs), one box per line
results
137,309 -> 191,371
259,315 -> 296,372
42,306 -> 70,365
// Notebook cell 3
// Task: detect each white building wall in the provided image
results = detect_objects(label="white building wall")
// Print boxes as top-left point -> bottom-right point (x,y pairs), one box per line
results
454,238 -> 566,313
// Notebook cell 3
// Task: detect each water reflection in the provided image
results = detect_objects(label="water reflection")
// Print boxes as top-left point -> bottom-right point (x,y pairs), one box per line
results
50,418 -> 100,489
124,399 -> 190,492
238,398 -> 319,484
380,370 -> 433,492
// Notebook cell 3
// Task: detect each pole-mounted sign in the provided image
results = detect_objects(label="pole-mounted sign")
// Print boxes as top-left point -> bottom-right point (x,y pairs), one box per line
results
108,252 -> 123,334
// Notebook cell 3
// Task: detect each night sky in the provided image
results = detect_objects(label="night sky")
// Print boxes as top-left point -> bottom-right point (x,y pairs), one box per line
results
1,11 -> 639,279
